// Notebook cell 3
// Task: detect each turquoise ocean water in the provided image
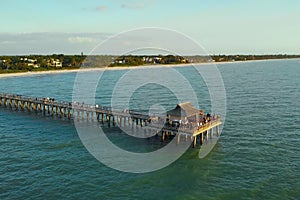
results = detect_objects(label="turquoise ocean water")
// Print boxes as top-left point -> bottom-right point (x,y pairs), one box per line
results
1,59 -> 300,199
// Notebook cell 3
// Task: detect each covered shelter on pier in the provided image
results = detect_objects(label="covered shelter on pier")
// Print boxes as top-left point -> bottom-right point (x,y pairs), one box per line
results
167,102 -> 200,122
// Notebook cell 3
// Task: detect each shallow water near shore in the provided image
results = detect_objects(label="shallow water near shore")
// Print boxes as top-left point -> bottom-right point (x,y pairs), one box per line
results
1,59 -> 300,199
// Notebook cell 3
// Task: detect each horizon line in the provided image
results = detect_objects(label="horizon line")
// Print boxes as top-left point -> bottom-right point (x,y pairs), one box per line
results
1,53 -> 300,56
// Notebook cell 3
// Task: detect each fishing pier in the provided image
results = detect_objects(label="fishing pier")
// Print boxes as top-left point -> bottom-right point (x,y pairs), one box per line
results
0,93 -> 222,148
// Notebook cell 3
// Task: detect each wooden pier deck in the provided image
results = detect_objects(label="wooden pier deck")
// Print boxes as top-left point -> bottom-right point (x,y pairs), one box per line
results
0,93 -> 222,148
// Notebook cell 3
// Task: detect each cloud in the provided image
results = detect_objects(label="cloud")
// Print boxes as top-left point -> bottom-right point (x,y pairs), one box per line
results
0,41 -> 16,45
81,6 -> 108,12
96,6 -> 108,11
0,32 -> 109,55
68,36 -> 96,44
120,0 -> 156,9
121,3 -> 145,9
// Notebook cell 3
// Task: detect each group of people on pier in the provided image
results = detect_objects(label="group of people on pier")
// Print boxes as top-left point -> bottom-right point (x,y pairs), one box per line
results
42,97 -> 55,103
165,112 -> 220,131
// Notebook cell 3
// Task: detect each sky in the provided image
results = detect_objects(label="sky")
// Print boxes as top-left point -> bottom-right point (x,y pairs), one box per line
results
0,0 -> 300,55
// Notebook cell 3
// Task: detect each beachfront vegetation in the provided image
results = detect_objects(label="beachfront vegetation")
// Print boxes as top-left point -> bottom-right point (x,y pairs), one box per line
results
109,55 -> 188,67
0,54 -> 300,74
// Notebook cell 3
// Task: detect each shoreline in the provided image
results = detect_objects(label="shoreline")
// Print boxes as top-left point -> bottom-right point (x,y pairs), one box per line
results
0,58 -> 298,78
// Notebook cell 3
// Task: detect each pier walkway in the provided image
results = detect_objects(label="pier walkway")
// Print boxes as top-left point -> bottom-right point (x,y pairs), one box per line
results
0,93 -> 222,148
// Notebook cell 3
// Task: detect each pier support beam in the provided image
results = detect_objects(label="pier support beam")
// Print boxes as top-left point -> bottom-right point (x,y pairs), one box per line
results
91,112 -> 94,121
193,136 -> 197,148
59,107 -> 63,118
118,117 -> 121,127
77,111 -> 80,120
68,109 -> 71,119
132,119 -> 135,131
177,133 -> 181,145
112,116 -> 116,127
19,101 -> 23,110
0,93 -> 222,152
107,115 -> 111,127
124,117 -> 127,126
51,106 -> 54,117
9,99 -> 13,109
14,100 -> 18,110
161,131 -> 165,142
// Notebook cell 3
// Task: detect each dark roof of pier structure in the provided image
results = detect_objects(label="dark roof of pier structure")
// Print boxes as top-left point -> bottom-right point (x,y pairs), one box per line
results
167,102 -> 199,118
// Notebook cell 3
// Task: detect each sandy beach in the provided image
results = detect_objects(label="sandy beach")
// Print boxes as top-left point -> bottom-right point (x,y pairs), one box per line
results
0,62 -> 209,78
0,58 -> 294,78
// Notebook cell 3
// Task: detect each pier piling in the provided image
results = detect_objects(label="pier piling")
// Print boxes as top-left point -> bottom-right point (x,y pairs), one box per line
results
0,93 -> 222,150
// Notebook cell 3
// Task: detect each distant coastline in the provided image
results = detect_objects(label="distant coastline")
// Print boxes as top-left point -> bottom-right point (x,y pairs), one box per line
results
0,57 -> 299,78
1,54 -> 300,75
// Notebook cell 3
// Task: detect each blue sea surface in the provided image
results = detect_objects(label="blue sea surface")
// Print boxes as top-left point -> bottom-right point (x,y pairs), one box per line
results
0,59 -> 300,199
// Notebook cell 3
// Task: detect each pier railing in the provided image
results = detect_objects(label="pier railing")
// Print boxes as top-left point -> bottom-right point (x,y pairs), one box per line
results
0,92 -> 222,148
